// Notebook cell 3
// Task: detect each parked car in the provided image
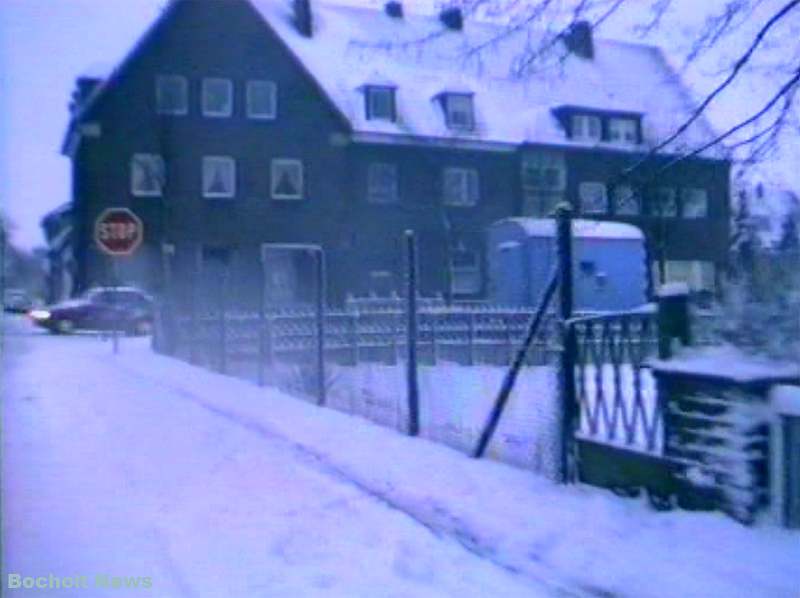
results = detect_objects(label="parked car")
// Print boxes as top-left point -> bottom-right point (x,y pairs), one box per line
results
29,287 -> 154,335
3,288 -> 34,313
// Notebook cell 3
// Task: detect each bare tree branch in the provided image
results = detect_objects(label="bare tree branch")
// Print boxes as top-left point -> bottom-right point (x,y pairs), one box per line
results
655,65 -> 800,173
625,0 -> 799,174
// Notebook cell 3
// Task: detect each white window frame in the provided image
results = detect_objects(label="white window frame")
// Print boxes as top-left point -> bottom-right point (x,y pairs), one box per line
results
450,247 -> 481,295
522,152 -> 566,192
652,187 -> 678,217
444,94 -> 475,131
202,156 -> 236,199
246,80 -> 277,120
367,162 -> 399,204
443,167 -> 480,207
608,118 -> 638,144
130,153 -> 165,197
571,114 -> 602,141
681,188 -> 709,219
612,185 -> 640,216
579,182 -> 608,214
202,78 -> 233,118
366,86 -> 395,121
155,75 -> 188,115
271,159 -> 304,200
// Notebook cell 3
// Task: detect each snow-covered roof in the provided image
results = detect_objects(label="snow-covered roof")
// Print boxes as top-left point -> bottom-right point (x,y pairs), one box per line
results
251,0 -> 722,155
494,218 -> 644,240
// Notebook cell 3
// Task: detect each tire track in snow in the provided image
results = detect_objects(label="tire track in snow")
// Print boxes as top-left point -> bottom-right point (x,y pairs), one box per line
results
114,361 -> 608,598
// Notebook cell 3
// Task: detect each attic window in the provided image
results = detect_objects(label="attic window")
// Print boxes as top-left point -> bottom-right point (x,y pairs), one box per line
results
609,117 -> 638,144
443,93 -> 474,131
571,114 -> 601,141
365,86 -> 396,121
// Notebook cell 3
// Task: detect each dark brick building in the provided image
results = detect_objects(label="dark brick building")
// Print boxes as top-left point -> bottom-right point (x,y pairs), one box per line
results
61,0 -> 730,307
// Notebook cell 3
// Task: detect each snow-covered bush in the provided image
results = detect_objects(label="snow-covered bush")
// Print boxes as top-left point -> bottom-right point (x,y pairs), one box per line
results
714,193 -> 800,361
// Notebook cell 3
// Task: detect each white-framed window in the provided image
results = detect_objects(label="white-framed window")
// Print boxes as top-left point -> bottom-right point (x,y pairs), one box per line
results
365,86 -> 395,121
367,162 -> 399,204
652,187 -> 678,217
443,167 -> 479,207
156,75 -> 188,115
612,185 -> 640,216
681,188 -> 709,219
608,118 -> 638,144
246,80 -> 277,119
659,260 -> 716,292
521,152 -> 566,192
444,94 -> 475,131
450,246 -> 481,295
271,159 -> 304,200
571,114 -> 602,141
650,187 -> 678,218
202,156 -> 236,198
202,78 -> 233,117
579,182 -> 608,214
130,154 -> 165,197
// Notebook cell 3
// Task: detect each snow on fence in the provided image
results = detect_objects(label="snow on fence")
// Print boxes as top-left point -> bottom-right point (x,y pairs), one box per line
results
165,304 -> 564,475
159,298 -> 679,470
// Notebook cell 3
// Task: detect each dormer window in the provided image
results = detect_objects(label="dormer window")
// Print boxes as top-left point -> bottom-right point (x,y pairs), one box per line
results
365,86 -> 396,121
443,93 -> 475,131
609,117 -> 638,144
571,114 -> 602,141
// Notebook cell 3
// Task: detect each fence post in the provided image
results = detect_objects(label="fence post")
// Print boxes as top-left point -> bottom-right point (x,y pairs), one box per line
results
314,248 -> 327,407
189,246 -> 200,365
657,284 -> 691,359
219,264 -> 228,375
160,243 -> 176,355
430,313 -> 438,365
405,230 -> 420,437
257,250 -> 267,387
467,312 -> 475,366
556,203 -> 577,484
265,315 -> 274,368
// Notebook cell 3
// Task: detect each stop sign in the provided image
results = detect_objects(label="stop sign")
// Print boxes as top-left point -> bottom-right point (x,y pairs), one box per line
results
94,208 -> 144,256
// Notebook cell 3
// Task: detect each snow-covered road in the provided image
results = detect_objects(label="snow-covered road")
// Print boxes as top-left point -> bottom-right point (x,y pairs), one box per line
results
1,317 -> 551,597
2,315 -> 798,598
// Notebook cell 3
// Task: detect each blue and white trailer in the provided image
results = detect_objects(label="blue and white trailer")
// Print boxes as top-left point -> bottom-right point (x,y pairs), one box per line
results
487,218 -> 648,312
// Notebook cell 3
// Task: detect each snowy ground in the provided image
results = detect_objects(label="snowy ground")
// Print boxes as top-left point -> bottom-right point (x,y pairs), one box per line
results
2,315 -> 798,597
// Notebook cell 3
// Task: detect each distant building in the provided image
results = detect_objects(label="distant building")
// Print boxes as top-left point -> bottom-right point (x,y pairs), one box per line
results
61,0 -> 730,308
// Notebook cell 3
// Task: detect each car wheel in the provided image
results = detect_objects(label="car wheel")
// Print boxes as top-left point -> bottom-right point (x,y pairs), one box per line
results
56,320 -> 75,334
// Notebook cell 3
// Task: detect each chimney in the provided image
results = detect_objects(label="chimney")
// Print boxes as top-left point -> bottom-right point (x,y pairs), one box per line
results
293,0 -> 313,37
439,6 -> 463,31
563,21 -> 594,59
385,1 -> 403,19
70,76 -> 103,115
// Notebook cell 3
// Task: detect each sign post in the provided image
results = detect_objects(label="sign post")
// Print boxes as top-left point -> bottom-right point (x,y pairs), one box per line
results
94,208 -> 144,354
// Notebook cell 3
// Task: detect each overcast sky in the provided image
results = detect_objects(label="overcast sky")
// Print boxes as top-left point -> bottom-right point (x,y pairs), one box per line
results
1,0 -> 797,250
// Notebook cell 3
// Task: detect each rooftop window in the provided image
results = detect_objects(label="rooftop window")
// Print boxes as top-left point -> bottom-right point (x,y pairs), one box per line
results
443,93 -> 475,131
365,86 -> 396,122
571,114 -> 602,142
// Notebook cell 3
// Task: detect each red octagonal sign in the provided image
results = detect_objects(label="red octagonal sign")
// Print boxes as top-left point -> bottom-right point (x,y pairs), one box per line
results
94,208 -> 144,256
